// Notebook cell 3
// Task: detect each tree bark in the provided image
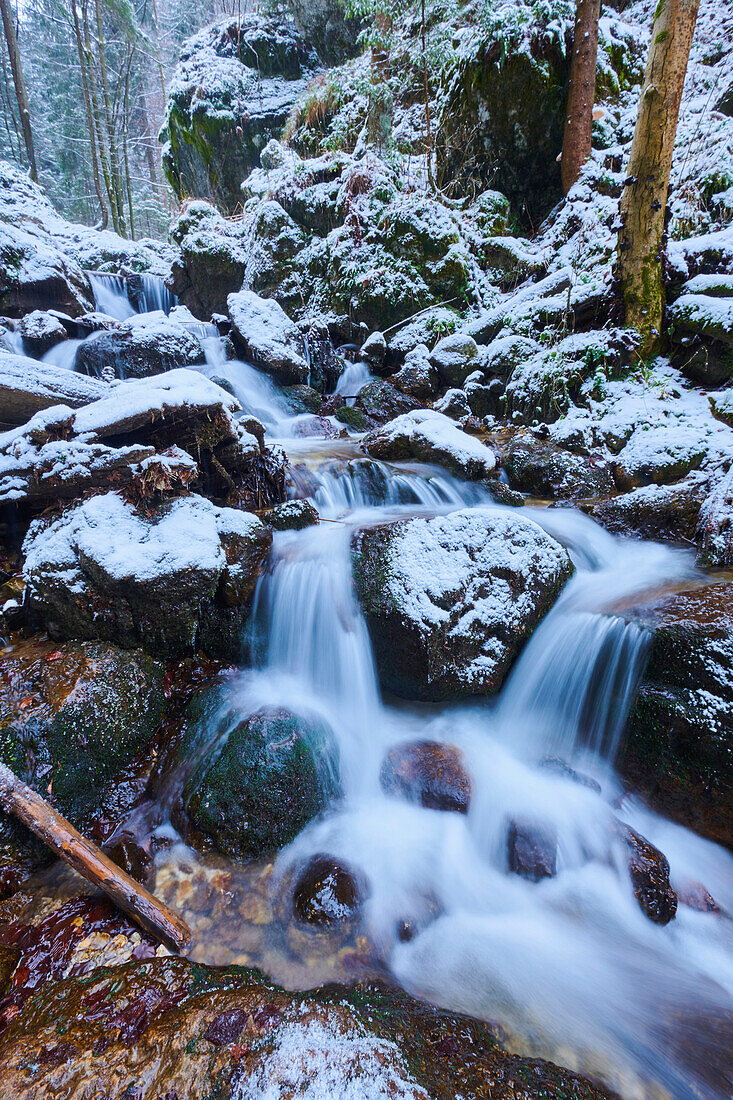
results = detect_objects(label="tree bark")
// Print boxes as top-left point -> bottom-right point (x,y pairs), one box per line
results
94,0 -> 126,235
71,0 -> 109,229
0,0 -> 38,181
561,0 -> 601,194
617,0 -> 700,357
0,762 -> 190,951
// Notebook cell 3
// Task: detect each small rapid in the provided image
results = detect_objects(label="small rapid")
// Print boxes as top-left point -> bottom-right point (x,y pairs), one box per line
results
202,449 -> 733,1099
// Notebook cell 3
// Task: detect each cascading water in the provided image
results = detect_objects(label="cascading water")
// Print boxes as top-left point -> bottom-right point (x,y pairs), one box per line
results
88,271 -> 176,319
193,448 -> 733,1100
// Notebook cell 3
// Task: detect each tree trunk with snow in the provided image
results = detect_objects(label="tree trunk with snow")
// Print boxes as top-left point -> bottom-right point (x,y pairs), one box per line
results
0,0 -> 38,182
561,0 -> 601,195
617,0 -> 700,358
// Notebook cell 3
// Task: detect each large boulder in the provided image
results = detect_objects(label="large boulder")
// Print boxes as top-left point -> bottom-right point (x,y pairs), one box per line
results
183,703 -> 339,858
0,222 -> 93,318
363,410 -> 496,480
0,638 -> 164,820
228,289 -> 308,384
352,508 -> 573,700
75,313 -> 204,380
169,201 -> 248,318
621,581 -> 733,847
0,351 -> 109,428
162,15 -> 318,213
22,492 -> 272,660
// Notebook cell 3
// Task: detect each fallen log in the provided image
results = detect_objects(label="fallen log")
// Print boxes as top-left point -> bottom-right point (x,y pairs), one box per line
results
0,761 -> 190,952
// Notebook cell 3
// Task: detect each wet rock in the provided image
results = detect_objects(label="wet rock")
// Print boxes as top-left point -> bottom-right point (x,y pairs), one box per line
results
354,379 -> 421,428
18,311 -> 68,357
390,345 -> 439,400
0,638 -> 164,824
540,756 -> 601,793
0,954 -> 617,1100
617,824 -> 677,925
507,820 -> 557,881
380,740 -> 472,813
76,315 -> 204,380
675,880 -> 720,914
161,14 -> 318,213
504,435 -> 615,501
285,383 -> 323,414
335,405 -> 368,431
360,331 -> 386,372
364,409 -> 496,480
352,508 -> 573,700
105,837 -> 153,886
23,493 -> 272,661
183,704 -> 340,858
293,854 -> 364,925
429,333 -> 479,388
621,582 -> 733,847
268,498 -> 319,530
228,290 -> 308,385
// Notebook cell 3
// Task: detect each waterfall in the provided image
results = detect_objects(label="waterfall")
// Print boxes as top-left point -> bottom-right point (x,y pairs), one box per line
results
88,271 -> 176,319
88,273 -> 136,320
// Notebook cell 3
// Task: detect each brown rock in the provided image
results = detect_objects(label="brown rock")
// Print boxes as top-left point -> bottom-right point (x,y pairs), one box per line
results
380,741 -> 472,813
293,855 -> 364,926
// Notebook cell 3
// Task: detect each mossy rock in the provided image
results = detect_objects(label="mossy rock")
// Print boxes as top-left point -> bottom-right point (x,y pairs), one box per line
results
335,405 -> 368,431
183,703 -> 340,858
0,639 -> 164,875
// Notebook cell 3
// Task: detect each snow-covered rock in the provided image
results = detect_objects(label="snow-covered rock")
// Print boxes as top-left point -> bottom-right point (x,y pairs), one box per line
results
23,492 -> 272,658
161,15 -> 319,213
227,289 -> 308,384
0,350 -> 109,427
352,508 -> 574,699
75,312 -> 204,379
429,333 -> 480,387
360,330 -> 387,371
363,409 -> 496,480
390,345 -> 439,400
504,434 -> 615,501
668,292 -> 733,385
18,310 -> 68,357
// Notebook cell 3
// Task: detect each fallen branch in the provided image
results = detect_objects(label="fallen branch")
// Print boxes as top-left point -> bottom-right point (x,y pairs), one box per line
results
0,762 -> 190,952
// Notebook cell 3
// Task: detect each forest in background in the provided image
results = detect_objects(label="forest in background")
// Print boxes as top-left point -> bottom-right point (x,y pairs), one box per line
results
0,0 -> 239,236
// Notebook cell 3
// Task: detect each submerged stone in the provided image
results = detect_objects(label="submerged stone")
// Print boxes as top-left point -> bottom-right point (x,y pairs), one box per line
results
380,740 -> 472,814
293,854 -> 364,925
507,820 -> 557,882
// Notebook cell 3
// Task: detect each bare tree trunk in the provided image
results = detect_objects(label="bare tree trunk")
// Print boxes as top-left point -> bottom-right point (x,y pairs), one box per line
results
617,0 -> 700,357
94,0 -> 126,234
0,42 -> 23,162
71,0 -> 109,229
0,0 -> 38,181
123,48 -> 135,240
81,0 -> 121,234
561,0 -> 601,194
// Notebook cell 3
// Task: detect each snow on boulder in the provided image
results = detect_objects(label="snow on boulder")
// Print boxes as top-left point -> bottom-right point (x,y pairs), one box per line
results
18,310 -> 68,357
429,333 -> 479,387
0,350 -> 109,426
23,492 -> 272,659
0,220 -> 93,318
363,409 -> 496,480
352,508 -> 574,700
668,292 -> 733,385
227,289 -> 309,384
75,312 -> 204,379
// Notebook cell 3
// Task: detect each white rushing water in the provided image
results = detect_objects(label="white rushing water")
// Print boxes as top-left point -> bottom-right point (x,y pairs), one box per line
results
210,451 -> 733,1100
